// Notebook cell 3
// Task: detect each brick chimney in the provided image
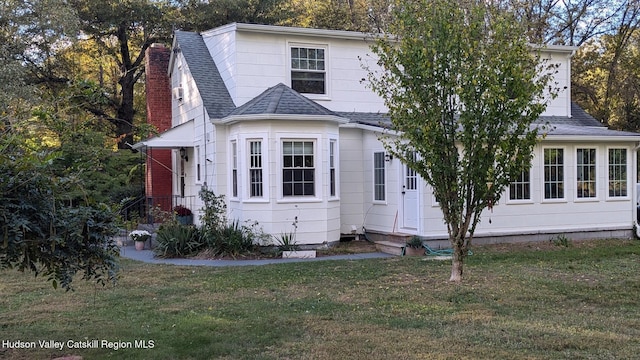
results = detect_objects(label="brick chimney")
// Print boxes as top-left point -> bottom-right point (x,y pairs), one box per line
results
144,43 -> 173,212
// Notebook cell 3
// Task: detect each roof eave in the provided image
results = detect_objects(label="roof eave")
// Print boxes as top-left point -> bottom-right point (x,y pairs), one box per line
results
541,134 -> 640,142
233,22 -> 377,41
132,120 -> 195,149
339,122 -> 399,135
217,114 -> 349,125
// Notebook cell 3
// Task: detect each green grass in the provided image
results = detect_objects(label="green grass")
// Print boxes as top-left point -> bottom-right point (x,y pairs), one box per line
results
1,239 -> 640,359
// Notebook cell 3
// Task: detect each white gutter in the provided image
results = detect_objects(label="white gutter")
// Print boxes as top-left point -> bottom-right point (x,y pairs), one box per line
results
339,122 -> 400,136
233,23 -> 376,41
541,135 -> 640,142
216,114 -> 349,125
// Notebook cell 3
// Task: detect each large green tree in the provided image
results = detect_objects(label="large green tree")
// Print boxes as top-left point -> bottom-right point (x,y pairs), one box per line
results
174,0 -> 290,32
280,0 -> 393,32
0,0 -> 123,290
367,0 -> 558,281
67,0 -> 172,149
0,115 -> 121,291
571,1 -> 640,129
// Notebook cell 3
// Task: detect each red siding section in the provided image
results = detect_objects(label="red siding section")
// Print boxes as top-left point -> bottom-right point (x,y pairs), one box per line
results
145,44 -> 173,211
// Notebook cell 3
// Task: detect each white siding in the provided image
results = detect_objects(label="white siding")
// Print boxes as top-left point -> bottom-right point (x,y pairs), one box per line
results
360,131 -> 400,234
338,127 -> 365,234
224,120 -> 342,244
205,30 -> 387,113
171,53 -> 206,126
169,52 -> 210,224
417,142 -> 636,239
539,51 -> 572,117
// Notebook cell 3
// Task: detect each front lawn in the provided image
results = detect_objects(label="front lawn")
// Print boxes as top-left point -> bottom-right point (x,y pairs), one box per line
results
1,239 -> 639,359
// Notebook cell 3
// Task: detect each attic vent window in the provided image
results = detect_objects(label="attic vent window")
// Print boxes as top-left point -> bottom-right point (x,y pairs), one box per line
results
291,47 -> 326,95
172,87 -> 183,101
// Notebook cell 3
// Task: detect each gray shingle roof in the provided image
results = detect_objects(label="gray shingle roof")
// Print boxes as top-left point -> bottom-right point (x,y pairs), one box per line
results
542,124 -> 639,137
537,102 -> 605,127
339,104 -> 639,138
336,112 -> 389,127
227,83 -> 339,117
174,31 -> 236,118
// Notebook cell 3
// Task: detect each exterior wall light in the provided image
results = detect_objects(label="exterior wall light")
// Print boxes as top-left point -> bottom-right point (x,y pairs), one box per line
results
179,147 -> 189,162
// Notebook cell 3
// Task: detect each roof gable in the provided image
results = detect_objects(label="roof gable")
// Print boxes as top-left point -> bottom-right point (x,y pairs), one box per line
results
227,83 -> 339,117
173,31 -> 236,119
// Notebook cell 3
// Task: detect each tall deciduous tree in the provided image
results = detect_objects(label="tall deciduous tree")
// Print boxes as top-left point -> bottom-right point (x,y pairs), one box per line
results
571,1 -> 640,128
174,0 -> 290,32
281,0 -> 393,32
499,0 -> 622,46
70,0 -> 171,149
366,0 -> 558,281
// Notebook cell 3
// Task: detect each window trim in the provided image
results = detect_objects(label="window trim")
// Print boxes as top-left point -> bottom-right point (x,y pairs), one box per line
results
248,139 -> 264,199
507,168 -> 533,204
230,139 -> 239,200
373,151 -> 386,203
542,146 -> 567,203
575,147 -> 598,201
195,145 -> 202,184
606,146 -> 630,201
278,136 -> 320,202
329,139 -> 339,200
287,42 -> 330,100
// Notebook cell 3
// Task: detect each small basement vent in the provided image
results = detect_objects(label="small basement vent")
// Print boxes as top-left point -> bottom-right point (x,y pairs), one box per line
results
172,87 -> 184,101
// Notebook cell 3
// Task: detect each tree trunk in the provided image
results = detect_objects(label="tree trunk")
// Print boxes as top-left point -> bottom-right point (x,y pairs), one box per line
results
449,244 -> 464,282
116,70 -> 135,149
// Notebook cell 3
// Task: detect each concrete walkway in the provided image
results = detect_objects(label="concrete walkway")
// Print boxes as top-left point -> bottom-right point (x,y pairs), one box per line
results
119,245 -> 393,267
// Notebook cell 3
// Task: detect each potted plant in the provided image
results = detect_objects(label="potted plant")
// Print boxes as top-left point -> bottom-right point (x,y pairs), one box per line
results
130,230 -> 151,251
174,205 -> 193,225
405,236 -> 424,256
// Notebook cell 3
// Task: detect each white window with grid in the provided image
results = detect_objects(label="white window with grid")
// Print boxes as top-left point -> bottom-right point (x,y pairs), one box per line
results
329,140 -> 337,197
373,152 -> 385,202
608,148 -> 628,198
249,140 -> 263,198
231,140 -> 238,198
282,141 -> 315,197
576,148 -> 596,199
509,170 -> 531,201
290,45 -> 327,95
543,148 -> 564,200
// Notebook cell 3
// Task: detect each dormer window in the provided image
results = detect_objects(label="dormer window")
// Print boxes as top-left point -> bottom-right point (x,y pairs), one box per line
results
290,46 -> 326,95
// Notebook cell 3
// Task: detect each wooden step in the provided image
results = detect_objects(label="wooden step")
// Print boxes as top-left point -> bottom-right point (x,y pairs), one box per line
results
386,232 -> 414,244
375,240 -> 405,256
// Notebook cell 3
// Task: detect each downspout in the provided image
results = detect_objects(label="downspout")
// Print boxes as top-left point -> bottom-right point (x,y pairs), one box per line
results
203,105 -> 208,188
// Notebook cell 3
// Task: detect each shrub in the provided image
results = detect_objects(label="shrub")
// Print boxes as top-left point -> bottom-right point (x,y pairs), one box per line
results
273,231 -> 298,252
205,220 -> 255,257
173,205 -> 192,216
154,224 -> 203,258
199,187 -> 227,237
551,234 -> 572,248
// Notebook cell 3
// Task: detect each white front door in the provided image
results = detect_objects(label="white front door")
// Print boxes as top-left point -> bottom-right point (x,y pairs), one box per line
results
402,160 -> 419,231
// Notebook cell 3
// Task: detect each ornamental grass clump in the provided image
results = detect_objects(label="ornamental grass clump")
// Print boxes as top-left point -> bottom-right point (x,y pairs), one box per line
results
153,223 -> 203,258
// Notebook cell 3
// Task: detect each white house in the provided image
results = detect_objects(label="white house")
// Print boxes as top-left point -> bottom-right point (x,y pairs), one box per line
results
137,23 -> 640,246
